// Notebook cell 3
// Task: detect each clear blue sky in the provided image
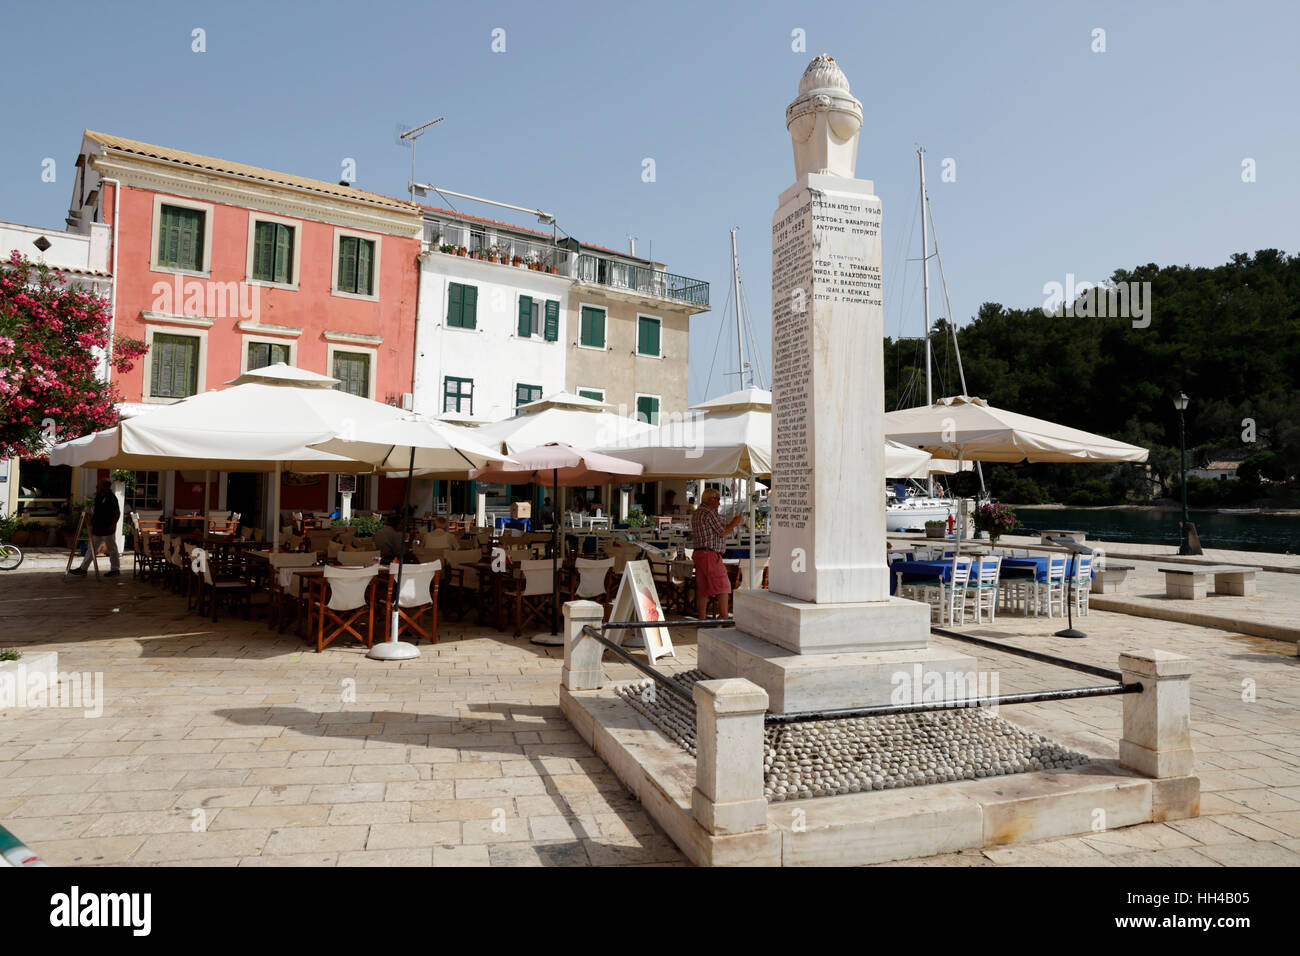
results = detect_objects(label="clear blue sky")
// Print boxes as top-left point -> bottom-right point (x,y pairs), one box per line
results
3,0 -> 1296,404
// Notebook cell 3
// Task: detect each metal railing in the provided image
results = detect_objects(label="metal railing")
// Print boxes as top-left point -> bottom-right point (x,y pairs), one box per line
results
576,254 -> 710,307
580,621 -> 1143,723
424,220 -> 573,274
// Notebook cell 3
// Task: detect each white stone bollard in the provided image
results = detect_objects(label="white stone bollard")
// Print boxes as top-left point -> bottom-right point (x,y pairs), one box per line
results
1118,650 -> 1194,778
561,600 -> 607,691
691,678 -> 769,835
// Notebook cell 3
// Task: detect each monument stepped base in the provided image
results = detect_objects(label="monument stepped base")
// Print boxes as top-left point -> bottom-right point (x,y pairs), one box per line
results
699,626 -> 978,713
561,686 -> 1200,867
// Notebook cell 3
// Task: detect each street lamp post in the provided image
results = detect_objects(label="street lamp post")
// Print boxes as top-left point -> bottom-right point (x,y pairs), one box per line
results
1173,392 -> 1197,555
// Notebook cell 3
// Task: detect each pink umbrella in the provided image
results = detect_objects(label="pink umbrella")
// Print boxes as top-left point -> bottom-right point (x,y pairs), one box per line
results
470,443 -> 643,637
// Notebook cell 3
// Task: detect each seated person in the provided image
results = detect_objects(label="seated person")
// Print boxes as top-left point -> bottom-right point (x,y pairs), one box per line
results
662,489 -> 681,515
372,513 -> 406,564
420,516 -> 459,551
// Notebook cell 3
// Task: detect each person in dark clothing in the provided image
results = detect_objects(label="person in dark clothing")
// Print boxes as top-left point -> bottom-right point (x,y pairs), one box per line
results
69,480 -> 121,577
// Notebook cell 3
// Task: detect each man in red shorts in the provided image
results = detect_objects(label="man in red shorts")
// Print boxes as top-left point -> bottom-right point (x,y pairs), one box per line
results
691,487 -> 743,619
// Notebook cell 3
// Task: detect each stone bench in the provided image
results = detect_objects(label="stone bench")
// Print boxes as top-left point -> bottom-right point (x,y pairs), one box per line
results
1091,564 -> 1135,594
1156,565 -> 1261,600
1040,529 -> 1086,546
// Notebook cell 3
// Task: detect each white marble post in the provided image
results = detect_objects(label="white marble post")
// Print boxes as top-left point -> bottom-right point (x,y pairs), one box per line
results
562,600 -> 606,691
1118,650 -> 1194,778
691,678 -> 768,835
702,55 -> 973,710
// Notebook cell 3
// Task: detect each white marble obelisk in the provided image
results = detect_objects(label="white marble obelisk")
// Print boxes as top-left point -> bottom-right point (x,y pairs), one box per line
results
700,56 -> 973,711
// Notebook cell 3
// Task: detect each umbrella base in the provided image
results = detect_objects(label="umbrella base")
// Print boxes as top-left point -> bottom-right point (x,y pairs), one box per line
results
530,633 -> 564,646
1053,628 -> 1087,639
366,640 -> 422,660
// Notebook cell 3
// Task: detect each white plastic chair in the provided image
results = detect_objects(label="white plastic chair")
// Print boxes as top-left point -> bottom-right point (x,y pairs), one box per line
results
1042,556 -> 1068,617
1070,555 -> 1092,617
317,565 -> 379,651
967,555 -> 1002,624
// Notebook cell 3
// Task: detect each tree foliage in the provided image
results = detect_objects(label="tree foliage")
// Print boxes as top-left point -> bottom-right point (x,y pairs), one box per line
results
0,253 -> 146,459
885,250 -> 1300,503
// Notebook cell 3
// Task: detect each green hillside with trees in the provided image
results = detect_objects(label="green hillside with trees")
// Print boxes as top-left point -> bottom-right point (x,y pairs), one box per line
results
884,249 -> 1300,507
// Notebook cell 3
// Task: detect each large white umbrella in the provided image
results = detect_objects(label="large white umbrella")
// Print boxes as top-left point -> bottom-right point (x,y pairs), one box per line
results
884,395 -> 1150,464
470,443 -> 643,641
50,364 -> 440,548
884,394 -> 1149,596
309,416 -> 512,660
474,391 -> 655,454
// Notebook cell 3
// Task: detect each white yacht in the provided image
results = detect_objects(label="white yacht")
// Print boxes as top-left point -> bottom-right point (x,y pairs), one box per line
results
886,481 -> 954,532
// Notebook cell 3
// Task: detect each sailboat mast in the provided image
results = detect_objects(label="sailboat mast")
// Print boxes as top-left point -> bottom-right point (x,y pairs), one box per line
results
918,148 -> 932,408
731,227 -> 746,387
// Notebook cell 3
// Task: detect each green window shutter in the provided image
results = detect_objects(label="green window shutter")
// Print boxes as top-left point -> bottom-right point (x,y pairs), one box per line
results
636,396 -> 659,425
338,237 -> 357,292
333,352 -> 369,397
151,333 -> 198,399
447,283 -> 463,327
357,239 -> 373,295
463,285 -> 477,329
581,307 -> 605,348
272,342 -> 289,365
544,301 -> 559,341
253,222 -> 273,281
273,223 -> 292,283
638,316 -> 660,356
158,206 -> 203,270
578,388 -> 603,402
518,295 -> 533,337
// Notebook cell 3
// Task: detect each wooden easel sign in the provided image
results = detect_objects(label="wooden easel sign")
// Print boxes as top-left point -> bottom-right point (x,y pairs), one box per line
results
610,559 -> 675,664
63,511 -> 100,578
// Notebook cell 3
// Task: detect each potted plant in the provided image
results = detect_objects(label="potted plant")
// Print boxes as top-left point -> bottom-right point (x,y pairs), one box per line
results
525,254 -> 539,271
456,246 -> 468,257
972,501 -> 1017,547
439,243 -> 455,254
512,254 -> 524,267
488,244 -> 501,263
924,519 -> 946,539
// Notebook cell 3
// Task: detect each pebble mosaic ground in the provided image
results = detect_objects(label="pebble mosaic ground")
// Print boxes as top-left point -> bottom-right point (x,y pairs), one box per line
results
616,669 -> 1092,802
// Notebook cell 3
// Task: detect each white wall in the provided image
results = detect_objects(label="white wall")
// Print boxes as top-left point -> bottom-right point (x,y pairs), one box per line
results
0,220 -> 109,274
413,253 -> 570,423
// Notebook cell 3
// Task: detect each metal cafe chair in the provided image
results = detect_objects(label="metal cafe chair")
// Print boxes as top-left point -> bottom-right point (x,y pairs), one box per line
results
190,547 -> 252,623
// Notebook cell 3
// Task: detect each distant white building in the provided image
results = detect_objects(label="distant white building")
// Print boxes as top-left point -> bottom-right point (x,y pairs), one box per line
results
1188,460 -> 1243,481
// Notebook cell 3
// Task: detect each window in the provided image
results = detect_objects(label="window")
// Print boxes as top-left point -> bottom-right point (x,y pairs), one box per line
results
150,333 -> 200,399
333,351 -> 370,397
636,394 -> 660,426
517,297 -> 560,341
125,471 -> 162,512
252,221 -> 294,284
444,377 -> 473,414
447,282 -> 478,329
637,315 -> 662,357
515,383 -> 542,411
157,204 -> 205,271
580,306 -> 606,348
517,296 -> 540,337
247,341 -> 290,370
336,236 -> 375,295
577,388 -> 604,403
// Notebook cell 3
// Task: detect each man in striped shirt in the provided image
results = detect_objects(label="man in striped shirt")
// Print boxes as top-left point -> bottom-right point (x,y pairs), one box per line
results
691,488 -> 743,618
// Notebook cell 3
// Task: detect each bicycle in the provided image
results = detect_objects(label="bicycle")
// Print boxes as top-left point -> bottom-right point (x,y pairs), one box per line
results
0,542 -> 23,571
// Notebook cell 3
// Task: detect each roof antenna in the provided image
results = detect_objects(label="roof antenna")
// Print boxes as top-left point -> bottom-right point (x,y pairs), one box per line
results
398,118 -> 445,201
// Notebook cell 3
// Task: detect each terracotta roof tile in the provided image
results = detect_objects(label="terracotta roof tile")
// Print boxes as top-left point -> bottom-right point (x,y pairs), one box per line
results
85,130 -> 421,214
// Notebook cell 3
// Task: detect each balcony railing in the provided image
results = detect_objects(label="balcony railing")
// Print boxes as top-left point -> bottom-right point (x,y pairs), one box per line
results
424,220 -> 574,274
576,254 -> 710,308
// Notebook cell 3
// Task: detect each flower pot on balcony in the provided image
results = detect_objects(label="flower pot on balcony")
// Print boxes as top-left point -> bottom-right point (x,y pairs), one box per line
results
547,267 -> 558,274
456,248 -> 467,257
512,257 -> 523,267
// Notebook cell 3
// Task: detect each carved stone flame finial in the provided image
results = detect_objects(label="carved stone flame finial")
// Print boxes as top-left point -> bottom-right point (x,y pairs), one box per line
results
786,55 -> 863,179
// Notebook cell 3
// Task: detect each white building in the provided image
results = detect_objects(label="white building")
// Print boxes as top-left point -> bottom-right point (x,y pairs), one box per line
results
414,211 -> 572,422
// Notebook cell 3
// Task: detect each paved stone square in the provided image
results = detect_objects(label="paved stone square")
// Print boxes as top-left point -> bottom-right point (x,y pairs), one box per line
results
2,556 -> 1298,866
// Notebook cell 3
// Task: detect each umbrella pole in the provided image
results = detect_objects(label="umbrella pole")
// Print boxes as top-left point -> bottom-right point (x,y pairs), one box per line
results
368,448 -> 421,661
552,470 -> 559,634
203,470 -> 210,539
271,462 -> 281,554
